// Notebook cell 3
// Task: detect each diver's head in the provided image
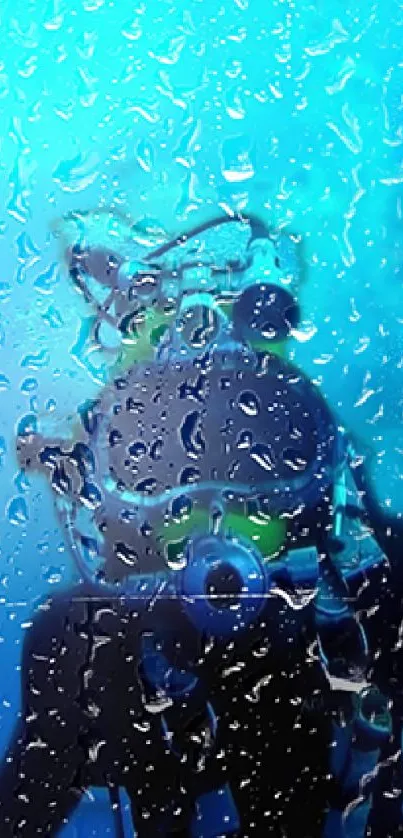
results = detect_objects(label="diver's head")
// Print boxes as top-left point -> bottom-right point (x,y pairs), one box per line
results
63,212 -> 302,363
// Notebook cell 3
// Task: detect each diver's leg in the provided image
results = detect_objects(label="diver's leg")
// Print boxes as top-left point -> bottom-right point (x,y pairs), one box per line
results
0,587 -> 91,835
0,718 -> 84,836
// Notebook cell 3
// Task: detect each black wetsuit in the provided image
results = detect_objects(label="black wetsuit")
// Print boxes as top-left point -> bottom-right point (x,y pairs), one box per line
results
0,577 -> 332,838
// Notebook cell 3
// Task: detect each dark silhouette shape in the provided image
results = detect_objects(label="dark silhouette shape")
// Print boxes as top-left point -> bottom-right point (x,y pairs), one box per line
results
0,576 -> 334,837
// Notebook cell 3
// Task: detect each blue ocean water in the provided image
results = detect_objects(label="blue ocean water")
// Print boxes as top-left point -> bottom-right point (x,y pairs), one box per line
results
0,1 -> 402,835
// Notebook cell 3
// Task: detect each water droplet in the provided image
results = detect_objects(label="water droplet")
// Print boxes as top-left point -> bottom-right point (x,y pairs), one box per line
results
220,135 -> 255,183
16,232 -> 40,268
80,481 -> 102,509
165,537 -> 188,571
225,86 -> 246,120
129,440 -> 147,460
178,374 -> 207,403
52,464 -> 72,496
72,443 -> 96,477
177,304 -> 219,350
170,494 -> 192,523
149,35 -> 186,66
114,542 -> 138,568
0,282 -> 12,301
122,17 -> 142,41
21,350 -> 50,370
70,316 -> 109,384
42,305 -> 64,328
126,398 -> 145,414
0,73 -> 9,100
236,429 -> 252,449
7,157 -> 33,223
15,470 -> 30,492
21,377 -> 38,395
136,139 -> 154,172
180,465 -> 201,485
179,411 -> 206,459
250,443 -> 274,472
135,477 -> 157,495
34,262 -> 60,294
7,496 -> 29,525
83,0 -> 105,10
150,439 -> 163,461
52,152 -> 100,193
80,535 -> 100,567
140,520 -> 153,537
282,448 -> 307,472
0,435 -> 6,469
43,566 -> 62,585
238,390 -> 260,417
109,429 -> 123,448
17,413 -> 38,436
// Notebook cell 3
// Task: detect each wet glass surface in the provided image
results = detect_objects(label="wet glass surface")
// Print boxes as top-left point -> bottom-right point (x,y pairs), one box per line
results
0,2 -> 402,835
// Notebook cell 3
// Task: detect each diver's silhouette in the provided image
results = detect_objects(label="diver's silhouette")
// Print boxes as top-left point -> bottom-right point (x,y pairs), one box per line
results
0,212 -> 400,838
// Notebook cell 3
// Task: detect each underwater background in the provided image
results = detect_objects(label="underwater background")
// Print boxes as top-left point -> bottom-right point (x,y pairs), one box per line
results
0,0 -> 402,834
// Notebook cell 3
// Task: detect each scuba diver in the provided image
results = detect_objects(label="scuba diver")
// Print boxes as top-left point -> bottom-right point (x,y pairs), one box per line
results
0,209 -> 399,838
